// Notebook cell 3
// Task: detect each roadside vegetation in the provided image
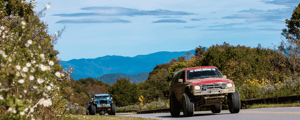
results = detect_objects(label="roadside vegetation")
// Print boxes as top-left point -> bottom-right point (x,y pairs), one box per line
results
248,101 -> 300,109
65,115 -> 158,120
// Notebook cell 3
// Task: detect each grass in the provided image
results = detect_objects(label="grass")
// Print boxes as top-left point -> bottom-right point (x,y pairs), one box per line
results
248,101 -> 300,109
65,115 -> 158,120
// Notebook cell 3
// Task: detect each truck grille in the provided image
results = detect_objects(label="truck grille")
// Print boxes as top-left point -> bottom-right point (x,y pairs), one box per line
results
203,83 -> 224,90
100,100 -> 108,105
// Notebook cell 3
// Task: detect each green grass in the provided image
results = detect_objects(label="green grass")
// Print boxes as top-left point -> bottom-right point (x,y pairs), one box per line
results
247,101 -> 300,109
65,115 -> 158,120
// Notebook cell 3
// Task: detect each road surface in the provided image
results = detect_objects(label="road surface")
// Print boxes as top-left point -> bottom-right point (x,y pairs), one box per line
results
118,107 -> 300,120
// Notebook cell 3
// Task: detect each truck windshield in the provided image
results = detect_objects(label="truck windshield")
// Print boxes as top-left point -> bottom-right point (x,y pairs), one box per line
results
95,95 -> 109,99
187,68 -> 222,80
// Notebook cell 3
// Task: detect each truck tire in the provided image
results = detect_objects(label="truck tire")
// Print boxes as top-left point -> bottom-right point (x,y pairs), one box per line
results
90,104 -> 96,115
99,111 -> 105,115
109,104 -> 116,115
211,104 -> 222,113
170,94 -> 180,117
228,90 -> 241,113
86,109 -> 89,115
182,93 -> 194,117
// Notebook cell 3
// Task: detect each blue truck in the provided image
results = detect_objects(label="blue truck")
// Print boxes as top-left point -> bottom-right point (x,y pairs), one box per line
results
86,93 -> 116,115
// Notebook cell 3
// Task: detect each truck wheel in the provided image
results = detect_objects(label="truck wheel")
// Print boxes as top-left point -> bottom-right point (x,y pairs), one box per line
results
211,104 -> 222,113
99,111 -> 105,115
182,93 -> 194,117
90,105 -> 96,115
109,104 -> 116,115
86,109 -> 89,115
170,94 -> 180,117
228,90 -> 241,113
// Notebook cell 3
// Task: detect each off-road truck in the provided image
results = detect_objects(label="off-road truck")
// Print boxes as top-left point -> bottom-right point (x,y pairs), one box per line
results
169,66 -> 240,117
86,93 -> 116,115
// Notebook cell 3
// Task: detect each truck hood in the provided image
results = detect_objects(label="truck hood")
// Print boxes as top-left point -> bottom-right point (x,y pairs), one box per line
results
188,78 -> 233,85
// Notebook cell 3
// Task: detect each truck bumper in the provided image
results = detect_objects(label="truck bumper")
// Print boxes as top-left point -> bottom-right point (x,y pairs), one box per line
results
193,88 -> 235,96
97,104 -> 111,109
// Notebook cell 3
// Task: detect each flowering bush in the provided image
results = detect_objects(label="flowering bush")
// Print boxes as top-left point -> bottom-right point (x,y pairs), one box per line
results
238,77 -> 300,100
0,1 -> 68,119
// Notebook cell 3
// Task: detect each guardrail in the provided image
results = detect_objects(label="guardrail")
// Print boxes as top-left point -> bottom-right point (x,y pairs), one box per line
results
241,94 -> 300,109
136,94 -> 300,114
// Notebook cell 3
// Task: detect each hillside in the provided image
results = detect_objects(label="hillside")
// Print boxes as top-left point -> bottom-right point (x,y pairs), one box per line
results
95,72 -> 149,84
60,50 -> 195,80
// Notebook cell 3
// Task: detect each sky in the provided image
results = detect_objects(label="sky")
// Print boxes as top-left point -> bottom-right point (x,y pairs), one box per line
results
30,0 -> 299,61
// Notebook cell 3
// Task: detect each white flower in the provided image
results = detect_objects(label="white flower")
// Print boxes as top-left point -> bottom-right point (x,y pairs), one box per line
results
24,90 -> 27,93
61,73 -> 65,77
31,60 -> 36,64
30,68 -> 35,73
27,40 -> 32,45
26,63 -> 31,67
22,67 -> 28,72
20,111 -> 24,115
33,86 -> 37,89
40,54 -> 45,59
0,50 -> 5,55
12,108 -> 16,114
46,4 -> 50,9
0,95 -> 3,100
16,65 -> 21,70
21,73 -> 26,78
0,26 -> 4,30
55,72 -> 61,78
7,107 -> 12,112
2,54 -> 7,58
8,57 -> 12,62
25,43 -> 29,47
49,61 -> 54,66
16,72 -> 20,77
37,78 -> 44,84
41,98 -> 52,107
47,66 -> 51,70
30,108 -> 34,112
24,108 -> 29,112
50,83 -> 53,87
21,20 -> 26,26
18,79 -> 24,84
29,75 -> 34,80
47,86 -> 51,91
41,65 -> 47,71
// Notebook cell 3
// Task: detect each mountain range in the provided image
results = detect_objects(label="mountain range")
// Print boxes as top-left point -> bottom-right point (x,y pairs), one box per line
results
60,50 -> 195,82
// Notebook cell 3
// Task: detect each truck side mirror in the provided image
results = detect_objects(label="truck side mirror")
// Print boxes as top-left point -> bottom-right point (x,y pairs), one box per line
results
223,75 -> 227,79
178,79 -> 183,84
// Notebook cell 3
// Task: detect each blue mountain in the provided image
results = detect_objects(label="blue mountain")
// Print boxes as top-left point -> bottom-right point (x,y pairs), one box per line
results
60,50 -> 195,80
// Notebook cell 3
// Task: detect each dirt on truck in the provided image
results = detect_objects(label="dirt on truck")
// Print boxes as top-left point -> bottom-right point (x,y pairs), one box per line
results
169,66 -> 241,117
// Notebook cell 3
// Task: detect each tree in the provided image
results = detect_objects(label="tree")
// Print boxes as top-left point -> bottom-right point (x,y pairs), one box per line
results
108,77 -> 140,106
280,3 -> 300,75
195,46 -> 206,57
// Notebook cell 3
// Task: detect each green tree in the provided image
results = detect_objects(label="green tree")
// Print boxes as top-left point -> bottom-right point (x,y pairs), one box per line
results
280,3 -> 300,75
108,77 -> 140,106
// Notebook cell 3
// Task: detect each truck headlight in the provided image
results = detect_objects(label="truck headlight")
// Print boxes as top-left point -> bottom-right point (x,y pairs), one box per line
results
227,83 -> 233,87
194,85 -> 201,90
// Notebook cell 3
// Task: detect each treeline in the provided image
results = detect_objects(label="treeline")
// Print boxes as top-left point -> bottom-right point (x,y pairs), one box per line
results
67,42 -> 295,107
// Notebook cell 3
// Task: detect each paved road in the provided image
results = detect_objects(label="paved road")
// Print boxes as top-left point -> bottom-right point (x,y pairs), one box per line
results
118,107 -> 300,120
